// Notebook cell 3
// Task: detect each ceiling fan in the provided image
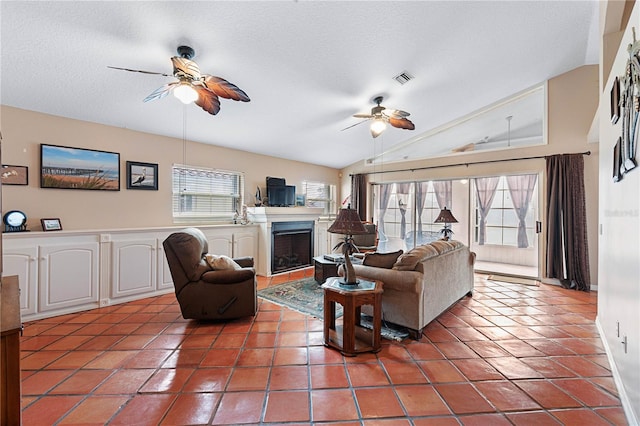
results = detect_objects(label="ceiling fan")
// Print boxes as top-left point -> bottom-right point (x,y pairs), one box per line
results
108,45 -> 250,115
343,96 -> 415,138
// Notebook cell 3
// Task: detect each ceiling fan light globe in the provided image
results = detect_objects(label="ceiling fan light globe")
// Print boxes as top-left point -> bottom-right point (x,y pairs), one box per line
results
370,119 -> 387,138
174,83 -> 198,104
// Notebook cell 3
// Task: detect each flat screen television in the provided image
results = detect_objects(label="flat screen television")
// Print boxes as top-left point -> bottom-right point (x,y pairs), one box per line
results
267,184 -> 296,207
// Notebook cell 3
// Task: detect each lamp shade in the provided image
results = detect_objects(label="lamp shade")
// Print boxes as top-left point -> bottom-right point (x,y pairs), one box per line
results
327,208 -> 367,235
434,207 -> 458,224
370,119 -> 387,138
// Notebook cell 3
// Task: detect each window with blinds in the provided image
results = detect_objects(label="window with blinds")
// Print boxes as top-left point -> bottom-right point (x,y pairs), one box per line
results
303,181 -> 335,213
172,165 -> 244,220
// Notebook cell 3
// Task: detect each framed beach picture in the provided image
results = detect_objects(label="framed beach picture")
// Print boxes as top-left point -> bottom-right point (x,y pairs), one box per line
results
40,144 -> 120,190
1,165 -> 28,185
126,161 -> 158,190
41,218 -> 62,231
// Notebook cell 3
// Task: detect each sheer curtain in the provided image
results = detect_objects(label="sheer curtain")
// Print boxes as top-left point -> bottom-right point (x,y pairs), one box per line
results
396,183 -> 412,239
375,184 -> 393,242
506,174 -> 537,248
415,182 -> 430,233
474,177 -> 500,245
433,180 -> 452,210
350,174 -> 367,221
546,154 -> 590,291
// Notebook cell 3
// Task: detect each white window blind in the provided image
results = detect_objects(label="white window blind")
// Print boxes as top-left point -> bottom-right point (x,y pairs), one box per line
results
172,165 -> 244,220
303,181 -> 335,213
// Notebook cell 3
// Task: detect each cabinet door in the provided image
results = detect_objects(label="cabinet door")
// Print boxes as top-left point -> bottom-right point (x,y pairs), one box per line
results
111,239 -> 157,298
233,230 -> 257,259
156,238 -> 174,291
206,232 -> 233,257
3,246 -> 37,315
39,242 -> 99,312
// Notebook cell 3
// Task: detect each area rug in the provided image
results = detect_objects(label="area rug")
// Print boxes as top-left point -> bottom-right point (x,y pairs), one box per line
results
258,278 -> 410,341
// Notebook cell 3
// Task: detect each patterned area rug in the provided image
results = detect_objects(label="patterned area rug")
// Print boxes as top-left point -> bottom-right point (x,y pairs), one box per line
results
258,277 -> 410,341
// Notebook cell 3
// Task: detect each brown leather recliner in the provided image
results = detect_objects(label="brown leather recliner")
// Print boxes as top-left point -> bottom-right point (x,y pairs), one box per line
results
163,227 -> 257,320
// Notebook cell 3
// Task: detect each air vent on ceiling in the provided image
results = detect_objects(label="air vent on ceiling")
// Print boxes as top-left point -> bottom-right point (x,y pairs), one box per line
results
393,71 -> 414,85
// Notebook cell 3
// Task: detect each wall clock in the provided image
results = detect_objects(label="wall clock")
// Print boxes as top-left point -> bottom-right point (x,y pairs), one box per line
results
3,210 -> 27,232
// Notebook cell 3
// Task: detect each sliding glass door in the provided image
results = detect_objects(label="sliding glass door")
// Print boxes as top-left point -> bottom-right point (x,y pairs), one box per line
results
371,173 -> 541,279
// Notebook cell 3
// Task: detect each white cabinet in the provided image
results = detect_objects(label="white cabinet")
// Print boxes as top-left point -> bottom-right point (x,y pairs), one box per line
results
205,231 -> 234,257
233,229 -> 258,259
39,242 -> 99,312
202,227 -> 258,259
3,246 -> 37,316
2,224 -> 258,321
111,238 -> 157,299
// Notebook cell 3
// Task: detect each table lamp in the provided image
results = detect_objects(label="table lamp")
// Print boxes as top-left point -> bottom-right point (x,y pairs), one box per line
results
434,207 -> 458,240
327,205 -> 368,285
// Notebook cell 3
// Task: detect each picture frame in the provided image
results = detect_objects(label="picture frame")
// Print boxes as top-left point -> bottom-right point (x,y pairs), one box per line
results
613,137 -> 623,182
1,165 -> 28,185
40,144 -> 120,190
41,218 -> 62,232
611,76 -> 621,124
126,161 -> 158,190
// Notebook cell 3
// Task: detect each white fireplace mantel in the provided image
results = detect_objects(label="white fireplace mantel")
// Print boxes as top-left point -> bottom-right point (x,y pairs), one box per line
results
247,207 -> 325,276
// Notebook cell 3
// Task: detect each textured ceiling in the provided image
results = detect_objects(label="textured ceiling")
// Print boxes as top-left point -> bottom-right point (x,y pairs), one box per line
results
0,1 -> 599,169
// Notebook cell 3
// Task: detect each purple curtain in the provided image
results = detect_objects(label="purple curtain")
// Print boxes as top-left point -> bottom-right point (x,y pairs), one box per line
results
546,154 -> 590,291
474,177 -> 500,245
506,174 -> 537,248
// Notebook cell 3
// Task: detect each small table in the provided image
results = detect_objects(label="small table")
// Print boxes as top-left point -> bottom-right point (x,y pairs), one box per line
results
322,277 -> 383,356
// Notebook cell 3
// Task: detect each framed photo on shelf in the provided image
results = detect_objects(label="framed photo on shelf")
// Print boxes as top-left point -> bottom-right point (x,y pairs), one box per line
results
41,218 -> 62,231
126,161 -> 158,190
611,76 -> 621,124
40,144 -> 120,191
1,165 -> 28,185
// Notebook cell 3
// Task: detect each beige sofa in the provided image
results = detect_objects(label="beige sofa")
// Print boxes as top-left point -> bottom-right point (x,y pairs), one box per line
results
340,240 -> 475,339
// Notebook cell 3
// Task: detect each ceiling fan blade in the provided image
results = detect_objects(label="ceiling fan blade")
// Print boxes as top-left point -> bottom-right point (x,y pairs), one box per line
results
201,75 -> 250,102
143,82 -> 178,103
452,142 -> 476,153
341,119 -> 370,131
171,56 -> 202,80
383,109 -> 410,118
107,66 -> 171,77
388,117 -> 415,130
193,85 -> 221,115
353,113 -> 374,119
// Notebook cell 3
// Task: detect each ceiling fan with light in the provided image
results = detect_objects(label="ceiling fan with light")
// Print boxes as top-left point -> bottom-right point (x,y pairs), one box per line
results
343,96 -> 415,138
108,45 -> 250,115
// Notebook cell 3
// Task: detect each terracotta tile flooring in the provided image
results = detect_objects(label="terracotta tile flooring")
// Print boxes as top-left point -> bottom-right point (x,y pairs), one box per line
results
19,270 -> 628,425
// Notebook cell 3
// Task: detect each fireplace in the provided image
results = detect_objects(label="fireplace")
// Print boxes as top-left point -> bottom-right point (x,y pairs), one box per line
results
271,221 -> 314,274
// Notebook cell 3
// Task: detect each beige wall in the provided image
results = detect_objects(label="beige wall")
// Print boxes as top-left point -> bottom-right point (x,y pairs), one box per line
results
340,65 -> 599,285
0,106 -> 339,230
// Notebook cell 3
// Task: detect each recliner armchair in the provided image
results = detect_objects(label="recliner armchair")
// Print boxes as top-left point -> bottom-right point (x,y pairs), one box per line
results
163,227 -> 257,320
351,223 -> 378,253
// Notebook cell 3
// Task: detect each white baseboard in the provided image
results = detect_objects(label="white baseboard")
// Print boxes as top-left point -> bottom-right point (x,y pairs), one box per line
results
595,316 -> 638,426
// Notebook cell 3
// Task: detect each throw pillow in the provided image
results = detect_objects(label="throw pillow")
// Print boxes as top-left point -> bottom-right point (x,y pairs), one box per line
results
363,250 -> 403,269
205,254 -> 242,270
392,244 -> 439,271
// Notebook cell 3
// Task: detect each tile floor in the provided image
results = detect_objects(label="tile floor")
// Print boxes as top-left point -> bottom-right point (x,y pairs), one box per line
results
19,270 -> 627,425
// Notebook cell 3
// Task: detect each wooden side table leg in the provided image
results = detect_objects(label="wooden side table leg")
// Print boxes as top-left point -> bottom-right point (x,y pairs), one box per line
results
372,293 -> 382,352
342,296 -> 355,356
324,294 -> 335,345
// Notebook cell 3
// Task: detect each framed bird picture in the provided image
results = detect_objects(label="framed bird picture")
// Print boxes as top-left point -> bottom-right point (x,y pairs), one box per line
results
126,161 -> 158,190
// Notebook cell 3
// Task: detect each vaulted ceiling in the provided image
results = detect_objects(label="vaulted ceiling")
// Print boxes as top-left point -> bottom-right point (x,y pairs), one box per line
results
1,1 -> 599,169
